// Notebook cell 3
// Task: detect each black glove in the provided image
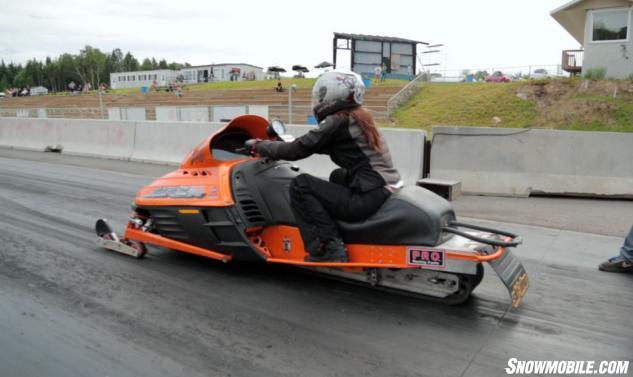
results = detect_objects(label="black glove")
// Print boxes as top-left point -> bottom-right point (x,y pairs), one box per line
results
244,138 -> 262,156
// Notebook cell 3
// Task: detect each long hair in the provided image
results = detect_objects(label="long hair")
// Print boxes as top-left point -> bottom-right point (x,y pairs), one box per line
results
338,107 -> 382,153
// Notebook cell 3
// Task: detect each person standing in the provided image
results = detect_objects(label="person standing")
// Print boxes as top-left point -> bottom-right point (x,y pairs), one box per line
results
407,64 -> 414,81
380,62 -> 387,82
599,225 -> 633,272
373,64 -> 382,84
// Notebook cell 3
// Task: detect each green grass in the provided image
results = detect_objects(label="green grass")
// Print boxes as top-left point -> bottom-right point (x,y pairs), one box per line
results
389,80 -> 633,133
555,95 -> 633,132
390,82 -> 536,132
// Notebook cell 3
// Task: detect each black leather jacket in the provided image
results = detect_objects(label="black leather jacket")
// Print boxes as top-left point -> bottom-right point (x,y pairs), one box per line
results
255,112 -> 402,192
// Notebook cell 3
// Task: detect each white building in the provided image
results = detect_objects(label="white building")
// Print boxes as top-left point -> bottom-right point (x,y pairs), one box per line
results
552,0 -> 633,78
110,69 -> 178,90
179,63 -> 264,84
109,63 -> 264,90
30,86 -> 49,96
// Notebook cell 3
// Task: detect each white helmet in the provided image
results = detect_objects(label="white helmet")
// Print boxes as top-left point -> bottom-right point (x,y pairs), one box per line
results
311,69 -> 365,121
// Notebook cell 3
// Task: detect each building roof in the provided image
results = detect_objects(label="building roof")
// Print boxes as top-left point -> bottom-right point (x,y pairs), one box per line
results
551,0 -> 633,44
333,32 -> 428,45
185,63 -> 263,69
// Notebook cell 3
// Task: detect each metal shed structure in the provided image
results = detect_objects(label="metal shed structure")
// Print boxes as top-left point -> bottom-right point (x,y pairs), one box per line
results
333,33 -> 428,77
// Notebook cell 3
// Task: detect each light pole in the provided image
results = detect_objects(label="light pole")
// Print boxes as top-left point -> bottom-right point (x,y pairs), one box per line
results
287,84 -> 297,124
97,71 -> 105,119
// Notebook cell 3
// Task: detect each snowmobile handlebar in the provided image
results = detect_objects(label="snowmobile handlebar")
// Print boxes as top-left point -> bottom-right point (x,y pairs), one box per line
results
442,221 -> 523,247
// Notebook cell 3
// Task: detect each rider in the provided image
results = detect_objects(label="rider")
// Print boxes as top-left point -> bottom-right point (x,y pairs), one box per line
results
245,70 -> 402,262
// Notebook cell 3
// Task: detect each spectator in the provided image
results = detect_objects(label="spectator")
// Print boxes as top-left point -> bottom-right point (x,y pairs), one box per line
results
599,225 -> 633,273
407,64 -> 414,81
68,81 -> 76,92
275,80 -> 284,92
373,64 -> 382,84
175,84 -> 183,97
381,62 -> 387,82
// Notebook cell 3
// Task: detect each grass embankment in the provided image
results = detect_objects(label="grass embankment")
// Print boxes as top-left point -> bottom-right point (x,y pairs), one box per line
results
391,79 -> 633,133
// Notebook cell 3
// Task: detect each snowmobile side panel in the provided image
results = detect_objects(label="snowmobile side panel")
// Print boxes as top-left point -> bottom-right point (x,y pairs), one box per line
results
258,225 -> 488,272
135,162 -> 244,208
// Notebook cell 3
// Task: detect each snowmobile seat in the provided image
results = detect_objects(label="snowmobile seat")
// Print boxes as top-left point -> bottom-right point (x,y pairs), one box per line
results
335,186 -> 455,247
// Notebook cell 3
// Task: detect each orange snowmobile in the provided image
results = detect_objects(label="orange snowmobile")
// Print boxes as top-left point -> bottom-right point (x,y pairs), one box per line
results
95,115 -> 529,307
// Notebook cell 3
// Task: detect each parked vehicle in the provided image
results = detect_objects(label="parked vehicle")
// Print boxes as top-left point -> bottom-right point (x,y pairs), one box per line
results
529,69 -> 549,80
485,71 -> 512,83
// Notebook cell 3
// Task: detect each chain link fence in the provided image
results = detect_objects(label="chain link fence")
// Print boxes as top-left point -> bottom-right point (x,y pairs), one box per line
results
426,64 -> 565,83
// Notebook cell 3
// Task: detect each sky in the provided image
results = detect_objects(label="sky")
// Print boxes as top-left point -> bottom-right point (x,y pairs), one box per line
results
0,0 -> 580,75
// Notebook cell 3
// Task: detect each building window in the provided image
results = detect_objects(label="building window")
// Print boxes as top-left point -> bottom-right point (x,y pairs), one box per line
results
592,9 -> 630,42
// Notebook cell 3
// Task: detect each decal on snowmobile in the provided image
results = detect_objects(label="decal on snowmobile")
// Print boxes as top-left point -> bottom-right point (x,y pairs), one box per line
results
407,248 -> 445,268
511,272 -> 529,308
282,237 -> 291,253
143,186 -> 206,199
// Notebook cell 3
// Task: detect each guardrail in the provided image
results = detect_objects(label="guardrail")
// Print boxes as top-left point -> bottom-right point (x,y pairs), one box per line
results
386,74 -> 425,116
562,50 -> 583,75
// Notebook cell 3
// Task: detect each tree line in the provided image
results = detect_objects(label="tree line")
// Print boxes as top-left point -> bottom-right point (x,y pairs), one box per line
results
0,45 -> 190,92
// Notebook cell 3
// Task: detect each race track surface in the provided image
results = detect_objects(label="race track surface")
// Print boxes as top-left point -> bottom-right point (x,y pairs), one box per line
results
1,150 -> 632,377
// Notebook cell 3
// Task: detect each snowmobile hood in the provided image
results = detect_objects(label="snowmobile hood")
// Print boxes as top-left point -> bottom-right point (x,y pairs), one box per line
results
181,114 -> 270,169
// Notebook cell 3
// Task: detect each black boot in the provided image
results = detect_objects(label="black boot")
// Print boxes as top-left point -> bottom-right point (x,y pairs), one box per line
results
323,238 -> 349,262
599,256 -> 633,273
305,238 -> 348,262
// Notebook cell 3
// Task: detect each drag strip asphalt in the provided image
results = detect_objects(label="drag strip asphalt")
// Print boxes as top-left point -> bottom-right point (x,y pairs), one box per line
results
1,149 -> 631,377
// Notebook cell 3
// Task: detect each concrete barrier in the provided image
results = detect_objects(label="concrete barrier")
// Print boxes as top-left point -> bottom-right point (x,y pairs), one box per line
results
130,121 -> 223,164
0,117 -> 135,159
57,119 -> 136,160
179,107 -> 209,122
287,124 -> 425,185
212,106 -> 247,122
0,117 -> 425,185
155,106 -> 179,122
0,117 -> 61,151
430,126 -> 633,197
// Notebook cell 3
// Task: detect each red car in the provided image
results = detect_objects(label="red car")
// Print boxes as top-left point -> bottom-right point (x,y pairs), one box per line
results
485,71 -> 512,83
